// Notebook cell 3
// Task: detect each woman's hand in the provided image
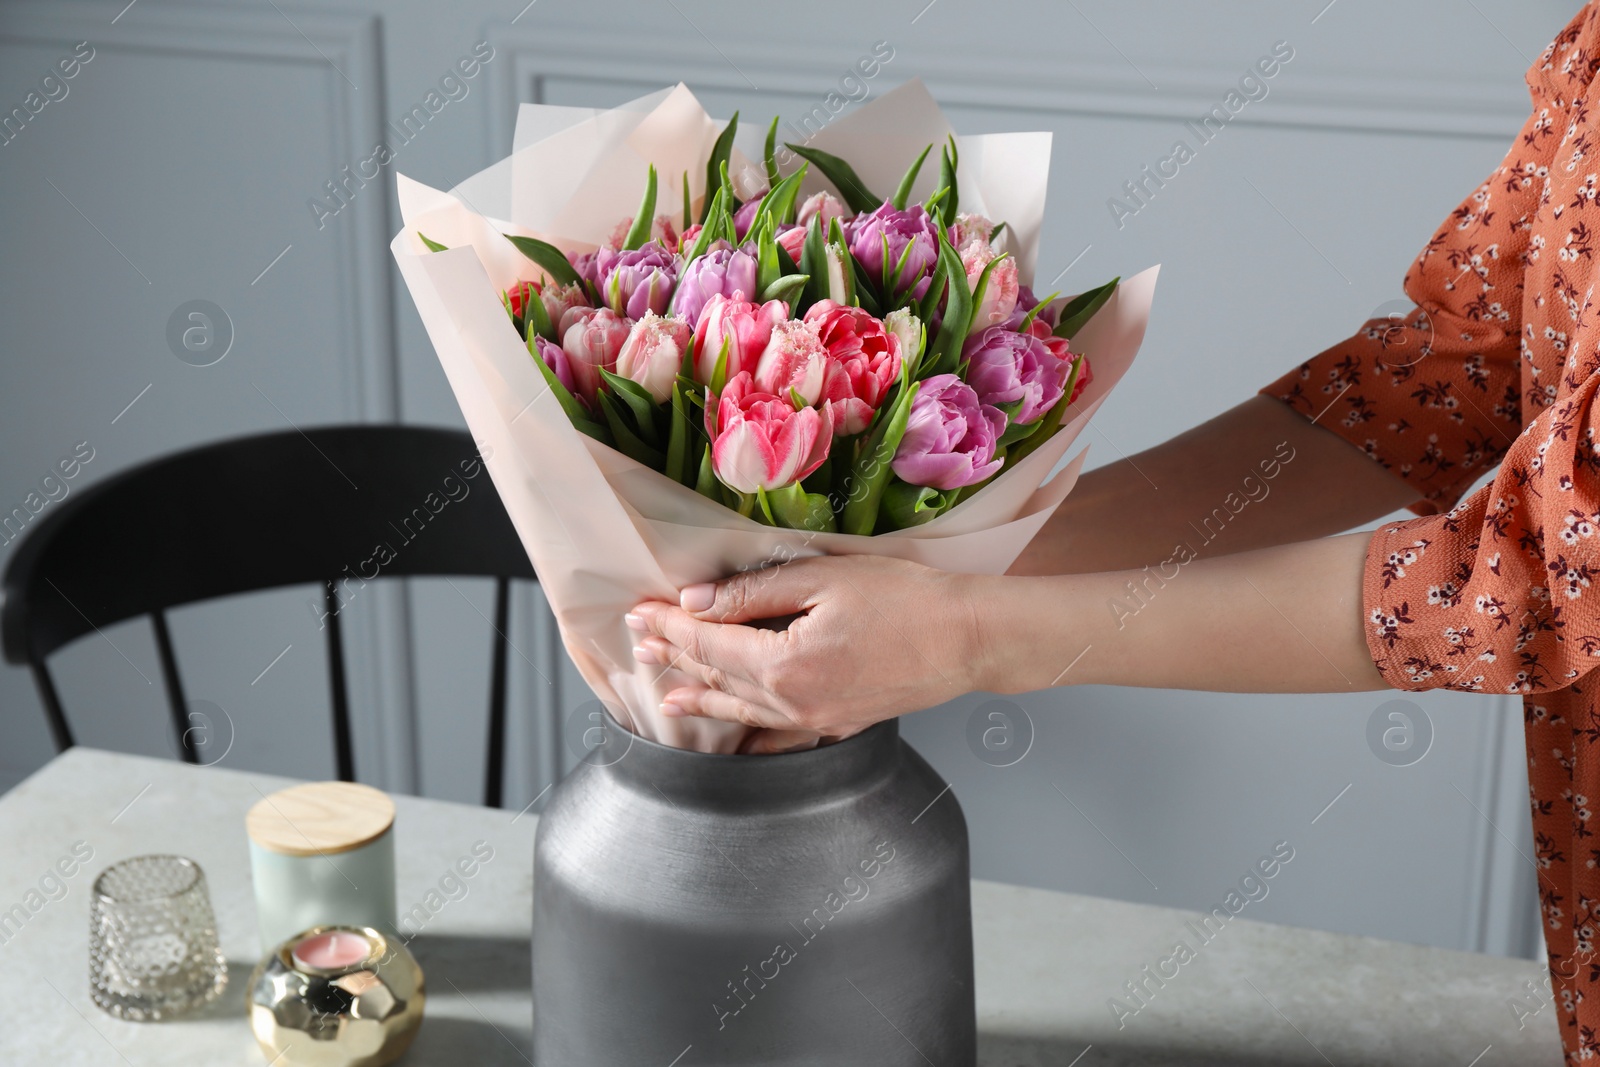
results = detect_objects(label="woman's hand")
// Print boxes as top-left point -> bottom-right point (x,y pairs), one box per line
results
627,531 -> 1387,752
627,555 -> 988,744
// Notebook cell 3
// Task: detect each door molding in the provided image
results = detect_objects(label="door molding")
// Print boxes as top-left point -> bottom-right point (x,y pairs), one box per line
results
3,0 -> 415,792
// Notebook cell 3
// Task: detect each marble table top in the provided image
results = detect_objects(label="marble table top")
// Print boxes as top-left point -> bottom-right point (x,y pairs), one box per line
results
0,748 -> 1561,1066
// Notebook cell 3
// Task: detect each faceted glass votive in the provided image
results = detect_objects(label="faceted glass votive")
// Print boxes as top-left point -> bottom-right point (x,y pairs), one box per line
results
88,855 -> 228,1021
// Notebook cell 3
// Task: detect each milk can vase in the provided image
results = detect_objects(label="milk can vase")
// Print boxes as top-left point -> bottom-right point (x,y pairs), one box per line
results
531,718 -> 976,1066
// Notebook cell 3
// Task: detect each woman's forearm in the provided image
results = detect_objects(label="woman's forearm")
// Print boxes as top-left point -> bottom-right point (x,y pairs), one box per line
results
975,531 -> 1385,694
1008,396 -> 1420,576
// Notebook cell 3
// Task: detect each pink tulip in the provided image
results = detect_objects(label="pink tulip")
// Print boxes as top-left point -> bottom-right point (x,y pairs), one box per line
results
797,191 -> 847,231
753,319 -> 828,405
558,304 -> 594,338
962,326 -> 1065,426
950,212 -> 994,249
775,224 -> 806,263
561,306 -> 632,405
705,371 -> 833,494
961,242 -> 1019,328
540,282 -> 589,328
892,374 -> 1005,490
804,300 -> 901,436
691,293 -> 788,386
615,313 -> 692,403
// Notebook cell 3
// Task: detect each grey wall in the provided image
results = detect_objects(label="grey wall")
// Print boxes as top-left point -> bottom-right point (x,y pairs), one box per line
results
0,0 -> 1572,959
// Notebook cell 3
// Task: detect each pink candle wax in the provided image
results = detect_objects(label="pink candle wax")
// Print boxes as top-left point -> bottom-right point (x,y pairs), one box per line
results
291,930 -> 372,971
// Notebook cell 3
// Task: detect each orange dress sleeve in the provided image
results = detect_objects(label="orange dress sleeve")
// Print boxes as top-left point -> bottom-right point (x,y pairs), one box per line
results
1363,385 -> 1600,694
1260,113 -> 1550,516
1259,8 -> 1600,697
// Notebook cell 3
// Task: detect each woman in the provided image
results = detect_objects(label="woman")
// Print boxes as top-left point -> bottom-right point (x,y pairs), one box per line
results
630,4 -> 1600,1059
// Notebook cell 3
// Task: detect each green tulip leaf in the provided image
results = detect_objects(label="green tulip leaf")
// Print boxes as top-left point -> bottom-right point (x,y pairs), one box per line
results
503,234 -> 583,289
916,250 -> 949,332
517,283 -> 555,342
761,274 -> 809,306
666,381 -> 694,486
890,143 -> 933,211
710,335 -> 732,396
783,142 -> 881,214
598,367 -> 662,446
755,215 -> 782,295
695,443 -> 718,499
755,164 -> 808,228
702,112 -> 739,224
622,164 -> 658,251
799,214 -> 827,311
1017,290 -> 1061,334
997,414 -> 1046,448
767,481 -> 836,532
684,186 -> 726,263
763,115 -> 781,188
597,391 -> 665,467
922,233 -> 973,378
935,137 -> 959,227
776,241 -> 801,276
840,379 -> 920,536
883,481 -> 951,529
1053,277 -> 1120,340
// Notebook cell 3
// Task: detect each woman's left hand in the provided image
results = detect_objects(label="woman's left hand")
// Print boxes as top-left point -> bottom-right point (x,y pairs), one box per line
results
627,555 -> 988,746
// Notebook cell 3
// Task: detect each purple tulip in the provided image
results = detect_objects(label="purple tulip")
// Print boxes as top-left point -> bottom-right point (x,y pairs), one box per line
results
595,241 -> 679,319
670,242 -> 758,326
733,197 -> 763,240
962,326 -> 1069,426
533,336 -> 585,409
847,202 -> 941,297
571,250 -> 602,288
891,373 -> 1005,490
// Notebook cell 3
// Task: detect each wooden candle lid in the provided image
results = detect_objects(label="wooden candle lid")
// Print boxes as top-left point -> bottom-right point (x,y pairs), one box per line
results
246,782 -> 395,857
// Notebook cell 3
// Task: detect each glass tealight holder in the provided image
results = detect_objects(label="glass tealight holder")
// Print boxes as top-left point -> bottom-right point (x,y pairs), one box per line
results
88,855 -> 228,1020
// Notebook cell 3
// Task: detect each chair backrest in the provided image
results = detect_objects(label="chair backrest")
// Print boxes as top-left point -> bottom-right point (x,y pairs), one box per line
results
0,425 -> 537,807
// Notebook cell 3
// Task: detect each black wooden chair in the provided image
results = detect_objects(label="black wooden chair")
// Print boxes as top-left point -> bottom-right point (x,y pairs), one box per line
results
0,426 -> 537,808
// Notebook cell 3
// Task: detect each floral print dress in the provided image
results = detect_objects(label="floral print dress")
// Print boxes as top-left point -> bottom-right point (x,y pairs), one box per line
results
1262,5 -> 1600,1059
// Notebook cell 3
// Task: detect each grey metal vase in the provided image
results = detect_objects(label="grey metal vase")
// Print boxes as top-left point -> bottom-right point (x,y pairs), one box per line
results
532,717 -> 976,1066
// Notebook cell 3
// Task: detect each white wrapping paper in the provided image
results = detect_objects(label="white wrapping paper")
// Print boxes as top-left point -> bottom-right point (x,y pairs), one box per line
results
392,80 -> 1158,752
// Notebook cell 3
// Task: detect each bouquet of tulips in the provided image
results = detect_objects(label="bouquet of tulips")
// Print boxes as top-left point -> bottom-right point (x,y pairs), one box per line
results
423,128 -> 1113,536
392,82 -> 1156,751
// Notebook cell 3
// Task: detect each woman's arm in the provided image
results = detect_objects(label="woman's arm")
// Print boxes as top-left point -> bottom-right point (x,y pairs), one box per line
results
981,531 -> 1381,694
628,533 -> 1383,738
1008,395 -> 1420,576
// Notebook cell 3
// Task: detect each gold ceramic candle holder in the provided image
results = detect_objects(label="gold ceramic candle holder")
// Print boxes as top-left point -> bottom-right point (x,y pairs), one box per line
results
248,925 -> 424,1067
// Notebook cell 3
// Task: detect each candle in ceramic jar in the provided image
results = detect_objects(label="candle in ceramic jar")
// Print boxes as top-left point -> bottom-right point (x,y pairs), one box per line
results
291,929 -> 372,971
246,781 -> 397,952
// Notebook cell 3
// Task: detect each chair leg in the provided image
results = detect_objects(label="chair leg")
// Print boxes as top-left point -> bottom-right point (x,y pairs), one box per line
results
152,611 -> 198,764
29,657 -> 74,753
485,577 -> 511,809
325,581 -> 356,782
